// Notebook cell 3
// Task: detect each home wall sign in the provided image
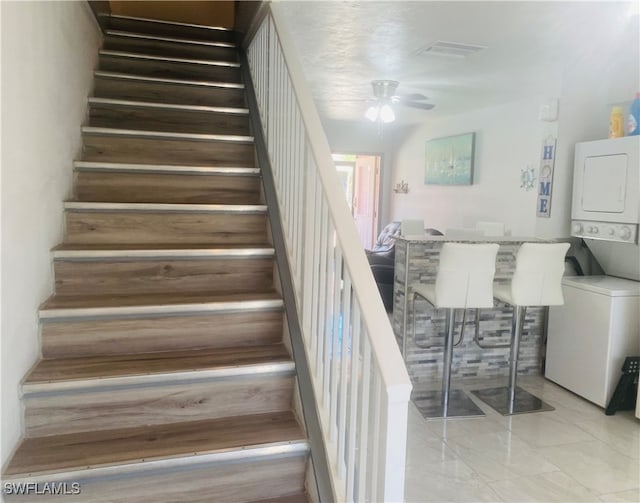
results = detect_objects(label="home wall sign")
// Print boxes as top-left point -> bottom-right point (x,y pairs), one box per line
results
536,135 -> 556,218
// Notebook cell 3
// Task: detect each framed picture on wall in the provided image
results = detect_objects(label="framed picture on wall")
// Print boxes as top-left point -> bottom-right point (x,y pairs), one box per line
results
424,132 -> 475,185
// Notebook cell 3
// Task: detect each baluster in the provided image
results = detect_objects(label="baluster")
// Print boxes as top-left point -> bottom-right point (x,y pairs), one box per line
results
369,369 -> 381,503
275,49 -> 284,193
346,303 -> 362,501
293,107 -> 302,286
261,23 -> 268,127
315,200 -> 329,382
301,160 -> 316,342
322,221 -> 335,408
357,334 -> 372,502
329,246 -> 343,441
267,20 -> 276,157
309,179 -> 322,363
337,272 -> 352,480
286,80 -> 294,243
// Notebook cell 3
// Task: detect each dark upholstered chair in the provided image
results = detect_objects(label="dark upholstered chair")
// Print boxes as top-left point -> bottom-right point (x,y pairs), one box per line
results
366,222 -> 401,312
365,223 -> 443,312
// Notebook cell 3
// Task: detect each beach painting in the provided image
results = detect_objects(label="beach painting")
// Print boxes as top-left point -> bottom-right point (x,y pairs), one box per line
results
424,132 -> 475,185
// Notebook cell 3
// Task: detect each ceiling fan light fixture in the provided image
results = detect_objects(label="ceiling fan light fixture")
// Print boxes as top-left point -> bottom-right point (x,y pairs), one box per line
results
379,103 -> 395,123
371,80 -> 400,99
365,105 -> 379,122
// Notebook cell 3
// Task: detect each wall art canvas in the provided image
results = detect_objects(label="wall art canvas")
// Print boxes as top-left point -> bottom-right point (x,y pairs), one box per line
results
424,132 -> 475,185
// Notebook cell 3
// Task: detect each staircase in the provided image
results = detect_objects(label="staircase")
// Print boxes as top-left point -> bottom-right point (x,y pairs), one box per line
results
2,15 -> 311,503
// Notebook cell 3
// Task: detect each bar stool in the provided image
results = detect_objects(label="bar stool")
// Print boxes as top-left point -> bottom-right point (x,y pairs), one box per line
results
411,242 -> 499,418
472,242 -> 570,415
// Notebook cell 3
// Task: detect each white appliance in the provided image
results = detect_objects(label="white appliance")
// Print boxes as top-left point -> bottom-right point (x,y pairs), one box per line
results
546,136 -> 640,409
546,276 -> 640,407
570,136 -> 640,280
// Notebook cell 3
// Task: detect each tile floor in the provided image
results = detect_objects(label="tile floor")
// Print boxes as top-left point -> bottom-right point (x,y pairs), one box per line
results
404,375 -> 640,502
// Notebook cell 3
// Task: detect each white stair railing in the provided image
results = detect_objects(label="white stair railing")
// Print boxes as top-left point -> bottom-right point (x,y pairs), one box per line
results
246,5 -> 412,502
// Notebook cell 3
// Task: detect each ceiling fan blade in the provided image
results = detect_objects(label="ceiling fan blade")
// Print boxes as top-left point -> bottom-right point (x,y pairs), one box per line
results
328,98 -> 370,102
401,101 -> 435,110
398,92 -> 428,101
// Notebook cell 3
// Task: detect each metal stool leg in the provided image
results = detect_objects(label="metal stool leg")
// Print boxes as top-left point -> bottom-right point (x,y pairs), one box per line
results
441,308 -> 455,414
471,305 -> 554,415
506,306 -> 524,412
411,307 -> 485,419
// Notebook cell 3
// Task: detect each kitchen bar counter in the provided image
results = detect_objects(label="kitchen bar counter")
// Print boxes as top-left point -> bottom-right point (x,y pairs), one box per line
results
393,236 -> 548,384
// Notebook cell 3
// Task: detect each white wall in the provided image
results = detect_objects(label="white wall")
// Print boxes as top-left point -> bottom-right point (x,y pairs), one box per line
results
391,10 -> 639,239
537,13 -> 640,239
391,97 -> 547,236
1,1 -> 101,467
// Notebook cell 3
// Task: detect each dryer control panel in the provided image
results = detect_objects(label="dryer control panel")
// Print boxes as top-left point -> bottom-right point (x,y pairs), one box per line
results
571,219 -> 638,244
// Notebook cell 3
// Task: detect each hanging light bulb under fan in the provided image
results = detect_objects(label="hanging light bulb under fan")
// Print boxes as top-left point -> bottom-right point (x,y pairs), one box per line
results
365,80 -> 399,125
362,80 -> 434,133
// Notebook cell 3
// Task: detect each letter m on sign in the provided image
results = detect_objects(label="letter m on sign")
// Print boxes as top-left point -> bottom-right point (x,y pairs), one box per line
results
539,181 -> 551,196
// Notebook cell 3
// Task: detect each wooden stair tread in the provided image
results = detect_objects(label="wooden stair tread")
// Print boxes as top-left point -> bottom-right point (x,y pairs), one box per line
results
251,494 -> 311,503
74,160 -> 257,172
4,411 -> 305,478
89,96 -> 248,114
41,290 -> 281,310
25,344 -> 292,384
82,125 -> 254,143
93,70 -> 245,89
99,49 -> 240,69
52,243 -> 274,252
106,14 -> 235,43
105,29 -> 236,49
98,50 -> 241,83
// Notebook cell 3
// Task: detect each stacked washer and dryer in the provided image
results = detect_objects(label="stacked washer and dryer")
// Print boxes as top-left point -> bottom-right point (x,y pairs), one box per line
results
546,136 -> 640,415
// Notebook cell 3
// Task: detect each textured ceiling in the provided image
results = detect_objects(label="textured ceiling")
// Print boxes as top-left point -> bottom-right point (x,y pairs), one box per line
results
280,1 -> 638,125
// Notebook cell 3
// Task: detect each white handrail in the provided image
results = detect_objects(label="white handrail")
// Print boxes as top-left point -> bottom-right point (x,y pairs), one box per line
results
246,6 -> 412,502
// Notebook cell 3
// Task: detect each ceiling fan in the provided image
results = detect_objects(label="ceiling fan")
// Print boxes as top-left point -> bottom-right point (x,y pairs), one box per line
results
364,80 -> 435,124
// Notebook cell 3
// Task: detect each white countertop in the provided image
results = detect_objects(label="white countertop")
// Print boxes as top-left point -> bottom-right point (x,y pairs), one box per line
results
393,235 -> 549,244
562,275 -> 640,296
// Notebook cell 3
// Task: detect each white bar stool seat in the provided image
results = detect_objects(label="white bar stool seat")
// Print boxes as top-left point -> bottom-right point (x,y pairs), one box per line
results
410,242 -> 499,418
472,242 -> 570,415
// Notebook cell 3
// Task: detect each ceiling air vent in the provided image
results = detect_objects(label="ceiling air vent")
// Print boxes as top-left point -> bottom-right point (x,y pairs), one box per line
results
416,40 -> 487,58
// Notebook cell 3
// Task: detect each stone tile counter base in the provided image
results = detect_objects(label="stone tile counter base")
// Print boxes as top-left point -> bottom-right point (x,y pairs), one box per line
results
393,237 -> 548,384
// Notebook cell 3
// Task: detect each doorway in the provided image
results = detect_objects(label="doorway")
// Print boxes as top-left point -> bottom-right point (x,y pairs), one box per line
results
332,153 -> 381,249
